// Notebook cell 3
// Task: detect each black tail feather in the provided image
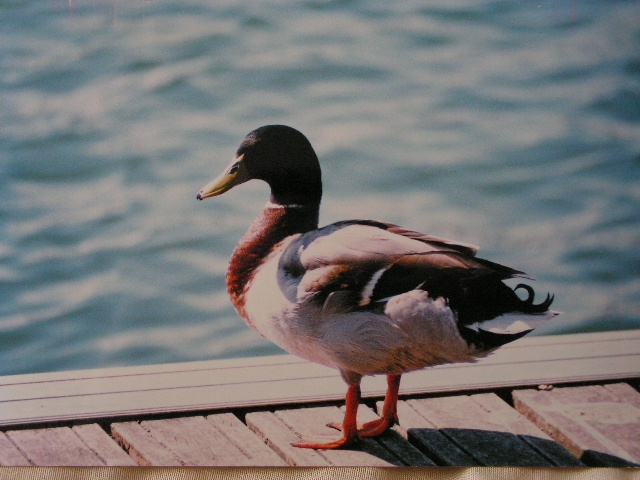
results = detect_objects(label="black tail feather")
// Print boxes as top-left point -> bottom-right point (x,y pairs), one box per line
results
514,283 -> 554,313
459,325 -> 533,351
454,275 -> 555,326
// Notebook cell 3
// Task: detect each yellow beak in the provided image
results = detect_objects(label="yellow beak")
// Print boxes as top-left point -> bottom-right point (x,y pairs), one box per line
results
197,155 -> 250,200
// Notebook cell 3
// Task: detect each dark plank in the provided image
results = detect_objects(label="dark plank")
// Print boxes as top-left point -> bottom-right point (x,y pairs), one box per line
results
581,450 -> 640,467
472,393 -> 582,466
354,404 -> 436,466
206,413 -> 287,466
71,424 -> 137,466
513,383 -> 640,465
5,427 -> 104,466
0,432 -> 31,466
389,399 -> 476,466
406,395 -> 551,466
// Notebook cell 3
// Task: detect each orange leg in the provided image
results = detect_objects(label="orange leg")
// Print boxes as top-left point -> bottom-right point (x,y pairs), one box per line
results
293,382 -> 361,449
293,374 -> 402,449
358,374 -> 401,438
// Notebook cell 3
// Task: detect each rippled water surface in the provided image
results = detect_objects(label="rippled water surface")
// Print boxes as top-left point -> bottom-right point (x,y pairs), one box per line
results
1,0 -> 639,375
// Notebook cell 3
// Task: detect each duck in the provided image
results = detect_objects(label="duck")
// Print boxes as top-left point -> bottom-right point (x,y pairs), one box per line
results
197,124 -> 557,449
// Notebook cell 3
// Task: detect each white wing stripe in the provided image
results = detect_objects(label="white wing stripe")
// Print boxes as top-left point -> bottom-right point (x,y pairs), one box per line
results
359,267 -> 388,306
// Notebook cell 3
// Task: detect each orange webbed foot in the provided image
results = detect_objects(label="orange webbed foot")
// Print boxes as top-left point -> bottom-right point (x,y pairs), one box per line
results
290,374 -> 402,450
357,415 -> 397,438
292,433 -> 357,450
292,382 -> 361,450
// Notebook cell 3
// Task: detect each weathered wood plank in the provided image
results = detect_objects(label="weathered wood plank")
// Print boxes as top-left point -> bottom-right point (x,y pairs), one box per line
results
406,395 -> 551,466
245,411 -> 330,466
273,406 -> 400,467
110,421 -> 181,466
603,383 -> 640,408
205,413 -> 287,466
470,393 -> 551,437
513,383 -> 640,465
581,450 -> 640,467
0,355 -> 331,402
0,351 -> 309,386
0,330 -> 637,428
139,416 -> 251,466
0,371 -> 347,429
0,432 -> 31,466
471,393 -> 583,466
71,424 -> 137,466
0,386 -> 632,467
352,404 -> 436,466
387,399 -> 476,466
377,428 -> 437,467
3,330 -> 632,388
5,427 -> 104,466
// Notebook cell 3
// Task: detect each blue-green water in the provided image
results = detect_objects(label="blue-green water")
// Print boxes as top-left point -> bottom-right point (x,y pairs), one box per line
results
1,0 -> 639,375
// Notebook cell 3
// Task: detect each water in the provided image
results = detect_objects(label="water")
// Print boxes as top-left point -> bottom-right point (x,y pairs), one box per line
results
1,0 -> 639,376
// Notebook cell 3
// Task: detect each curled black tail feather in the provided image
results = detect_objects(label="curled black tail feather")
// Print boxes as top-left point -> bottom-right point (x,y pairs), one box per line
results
458,282 -> 555,352
514,283 -> 554,313
453,275 -> 555,326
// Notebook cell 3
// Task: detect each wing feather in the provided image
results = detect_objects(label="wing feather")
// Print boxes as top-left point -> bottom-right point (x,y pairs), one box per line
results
276,219 -> 554,352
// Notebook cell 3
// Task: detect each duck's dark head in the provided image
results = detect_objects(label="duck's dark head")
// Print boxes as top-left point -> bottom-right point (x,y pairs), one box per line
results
197,125 -> 322,207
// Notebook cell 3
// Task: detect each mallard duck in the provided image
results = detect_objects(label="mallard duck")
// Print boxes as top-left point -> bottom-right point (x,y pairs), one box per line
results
197,125 -> 556,449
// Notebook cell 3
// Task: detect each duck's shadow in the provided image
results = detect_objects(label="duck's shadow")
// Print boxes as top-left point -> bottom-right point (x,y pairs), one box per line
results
346,427 -> 639,467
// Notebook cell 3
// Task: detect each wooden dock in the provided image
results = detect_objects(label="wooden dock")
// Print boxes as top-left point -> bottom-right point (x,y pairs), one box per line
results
0,330 -> 639,467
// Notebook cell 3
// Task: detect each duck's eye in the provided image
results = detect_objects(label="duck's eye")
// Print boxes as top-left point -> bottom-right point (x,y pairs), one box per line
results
228,162 -> 240,175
